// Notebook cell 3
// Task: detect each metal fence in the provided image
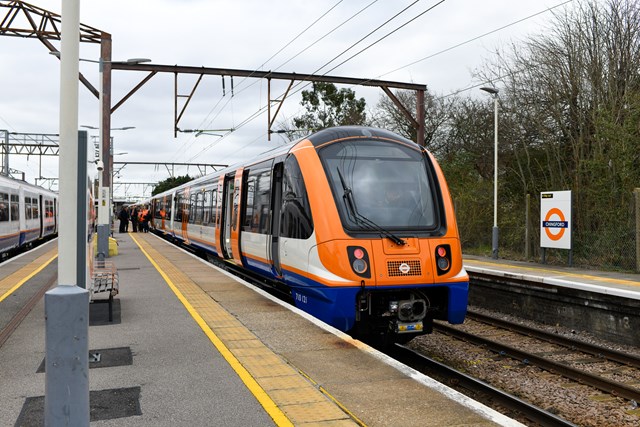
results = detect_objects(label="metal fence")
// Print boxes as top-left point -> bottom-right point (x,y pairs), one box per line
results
459,189 -> 640,273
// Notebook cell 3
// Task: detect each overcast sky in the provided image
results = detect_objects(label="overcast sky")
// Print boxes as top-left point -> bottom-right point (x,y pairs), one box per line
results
0,0 -> 573,199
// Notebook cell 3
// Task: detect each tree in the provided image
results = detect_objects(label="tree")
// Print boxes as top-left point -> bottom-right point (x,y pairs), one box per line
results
152,175 -> 193,196
291,82 -> 367,134
371,88 -> 451,149
463,0 -> 640,267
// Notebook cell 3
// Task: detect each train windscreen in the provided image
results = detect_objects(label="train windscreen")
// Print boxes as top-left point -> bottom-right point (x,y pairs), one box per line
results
319,139 -> 440,233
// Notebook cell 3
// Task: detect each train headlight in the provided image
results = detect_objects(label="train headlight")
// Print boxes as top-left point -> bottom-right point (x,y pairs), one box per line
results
435,244 -> 451,275
352,258 -> 367,274
348,246 -> 371,278
437,257 -> 450,270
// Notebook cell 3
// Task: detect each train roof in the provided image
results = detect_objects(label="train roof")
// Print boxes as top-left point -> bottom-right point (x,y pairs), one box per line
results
0,174 -> 58,196
151,126 -> 418,199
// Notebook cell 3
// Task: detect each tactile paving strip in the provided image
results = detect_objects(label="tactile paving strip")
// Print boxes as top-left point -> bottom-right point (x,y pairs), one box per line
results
0,248 -> 57,302
131,234 -> 361,427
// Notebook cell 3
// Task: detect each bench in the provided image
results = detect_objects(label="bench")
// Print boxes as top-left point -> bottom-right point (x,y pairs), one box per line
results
91,261 -> 120,322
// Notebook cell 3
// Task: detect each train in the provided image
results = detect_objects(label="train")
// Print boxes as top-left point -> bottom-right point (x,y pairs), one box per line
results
0,175 -> 58,259
148,126 -> 469,342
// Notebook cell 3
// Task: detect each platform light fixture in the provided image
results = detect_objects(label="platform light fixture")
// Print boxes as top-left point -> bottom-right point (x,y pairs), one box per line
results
480,86 -> 499,259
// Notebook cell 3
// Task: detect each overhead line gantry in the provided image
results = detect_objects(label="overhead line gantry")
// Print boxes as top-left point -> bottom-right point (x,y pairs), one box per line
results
1,0 -> 428,188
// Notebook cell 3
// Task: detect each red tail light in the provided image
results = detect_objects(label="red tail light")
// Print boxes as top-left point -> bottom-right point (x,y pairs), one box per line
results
348,246 -> 370,278
435,245 -> 451,275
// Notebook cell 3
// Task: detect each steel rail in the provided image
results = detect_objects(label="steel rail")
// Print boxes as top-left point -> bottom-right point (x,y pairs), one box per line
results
467,309 -> 640,369
393,344 -> 578,427
434,323 -> 640,403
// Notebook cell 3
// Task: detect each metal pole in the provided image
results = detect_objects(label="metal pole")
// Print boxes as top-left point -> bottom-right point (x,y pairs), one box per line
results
491,95 -> 499,259
416,89 -> 425,146
97,55 -> 109,259
2,129 -> 8,176
45,0 -> 90,424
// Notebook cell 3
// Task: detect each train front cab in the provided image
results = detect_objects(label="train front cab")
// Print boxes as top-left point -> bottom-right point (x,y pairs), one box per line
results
294,128 -> 469,340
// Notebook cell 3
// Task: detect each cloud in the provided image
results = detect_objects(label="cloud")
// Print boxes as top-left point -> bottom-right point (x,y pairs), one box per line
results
0,0 -> 561,198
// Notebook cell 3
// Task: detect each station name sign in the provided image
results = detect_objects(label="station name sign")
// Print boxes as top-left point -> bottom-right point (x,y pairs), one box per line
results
540,190 -> 572,250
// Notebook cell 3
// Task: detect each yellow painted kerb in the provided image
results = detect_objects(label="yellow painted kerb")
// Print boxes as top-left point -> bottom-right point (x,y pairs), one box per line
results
130,234 -> 293,427
0,252 -> 58,303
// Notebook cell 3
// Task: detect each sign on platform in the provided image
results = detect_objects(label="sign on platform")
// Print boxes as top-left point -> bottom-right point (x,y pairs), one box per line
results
540,190 -> 572,250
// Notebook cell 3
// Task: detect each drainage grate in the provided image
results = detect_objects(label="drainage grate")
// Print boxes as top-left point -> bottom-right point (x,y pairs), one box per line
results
15,386 -> 142,425
37,347 -> 133,373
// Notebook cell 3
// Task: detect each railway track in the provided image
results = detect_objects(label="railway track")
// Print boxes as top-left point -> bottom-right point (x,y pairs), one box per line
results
392,343 -> 578,427
433,310 -> 640,403
404,309 -> 640,426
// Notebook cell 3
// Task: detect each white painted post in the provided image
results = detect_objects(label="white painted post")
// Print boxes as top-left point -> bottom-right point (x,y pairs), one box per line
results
44,0 -> 90,425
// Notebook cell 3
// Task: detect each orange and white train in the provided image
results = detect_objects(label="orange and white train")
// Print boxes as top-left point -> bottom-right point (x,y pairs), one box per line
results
150,126 -> 468,341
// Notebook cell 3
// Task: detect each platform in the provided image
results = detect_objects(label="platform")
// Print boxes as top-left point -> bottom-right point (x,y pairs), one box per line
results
0,234 -> 521,426
464,255 -> 640,299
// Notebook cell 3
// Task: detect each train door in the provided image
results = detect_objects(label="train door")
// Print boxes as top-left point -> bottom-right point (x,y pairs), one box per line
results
213,176 -> 224,257
269,162 -> 283,277
181,188 -> 190,243
229,169 -> 245,265
221,176 -> 235,259
53,198 -> 57,234
38,195 -> 44,238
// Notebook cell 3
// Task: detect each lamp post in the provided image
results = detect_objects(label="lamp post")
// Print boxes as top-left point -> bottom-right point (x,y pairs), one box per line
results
51,50 -> 150,257
480,86 -> 499,259
82,126 -> 134,260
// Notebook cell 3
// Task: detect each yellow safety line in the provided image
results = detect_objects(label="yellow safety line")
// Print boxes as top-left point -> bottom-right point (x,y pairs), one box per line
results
465,259 -> 640,287
130,234 -> 294,427
0,252 -> 58,303
296,368 -> 368,427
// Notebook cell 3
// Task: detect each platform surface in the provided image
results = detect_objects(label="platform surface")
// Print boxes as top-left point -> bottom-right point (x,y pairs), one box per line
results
0,234 -> 523,426
464,255 -> 640,299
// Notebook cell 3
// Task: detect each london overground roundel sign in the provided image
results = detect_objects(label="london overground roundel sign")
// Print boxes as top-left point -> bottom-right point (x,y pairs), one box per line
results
540,190 -> 572,250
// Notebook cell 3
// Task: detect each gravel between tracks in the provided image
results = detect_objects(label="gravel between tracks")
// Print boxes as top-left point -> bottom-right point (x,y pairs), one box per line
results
408,306 -> 640,427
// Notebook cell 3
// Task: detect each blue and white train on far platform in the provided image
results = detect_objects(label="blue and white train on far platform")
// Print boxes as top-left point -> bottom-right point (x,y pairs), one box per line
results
0,175 -> 58,259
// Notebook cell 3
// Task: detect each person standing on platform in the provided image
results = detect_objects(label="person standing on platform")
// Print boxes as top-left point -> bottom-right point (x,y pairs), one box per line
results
131,207 -> 139,232
118,206 -> 129,233
141,206 -> 151,232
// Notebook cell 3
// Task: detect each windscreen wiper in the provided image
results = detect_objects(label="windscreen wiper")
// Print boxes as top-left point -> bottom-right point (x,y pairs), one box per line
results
336,167 -> 406,246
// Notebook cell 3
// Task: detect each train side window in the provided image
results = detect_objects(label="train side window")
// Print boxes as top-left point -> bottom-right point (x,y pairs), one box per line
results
280,155 -> 313,239
175,194 -> 182,222
255,169 -> 272,234
165,198 -> 172,221
195,192 -> 204,224
243,175 -> 256,232
215,188 -> 222,226
32,200 -> 39,219
189,194 -> 197,224
203,190 -> 212,224
0,193 -> 8,222
10,194 -> 19,221
242,161 -> 273,234
25,197 -> 32,220
211,189 -> 217,225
